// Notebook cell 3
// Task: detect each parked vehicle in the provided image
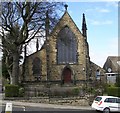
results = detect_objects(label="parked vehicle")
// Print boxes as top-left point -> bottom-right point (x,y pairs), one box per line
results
91,96 -> 120,113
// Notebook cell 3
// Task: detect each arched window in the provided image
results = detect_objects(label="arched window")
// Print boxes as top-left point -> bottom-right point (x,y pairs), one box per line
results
32,57 -> 42,77
96,69 -> 100,80
57,26 -> 77,64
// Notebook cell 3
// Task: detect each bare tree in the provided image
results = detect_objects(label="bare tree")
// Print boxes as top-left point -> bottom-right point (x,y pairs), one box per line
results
1,2 -> 64,85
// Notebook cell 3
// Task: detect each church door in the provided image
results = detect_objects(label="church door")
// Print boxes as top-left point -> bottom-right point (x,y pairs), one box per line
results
63,68 -> 71,83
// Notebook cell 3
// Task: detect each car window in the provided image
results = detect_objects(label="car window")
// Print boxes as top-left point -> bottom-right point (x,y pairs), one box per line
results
95,97 -> 102,102
116,98 -> 120,103
104,98 -> 116,103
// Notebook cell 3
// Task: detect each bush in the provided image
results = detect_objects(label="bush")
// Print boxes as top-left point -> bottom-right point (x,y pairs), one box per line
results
72,87 -> 80,96
107,87 -> 120,97
115,76 -> 120,87
5,84 -> 19,97
19,87 -> 25,97
5,84 -> 25,97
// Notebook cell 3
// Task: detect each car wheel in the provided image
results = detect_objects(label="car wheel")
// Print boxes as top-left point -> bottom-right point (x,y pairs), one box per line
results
103,108 -> 110,113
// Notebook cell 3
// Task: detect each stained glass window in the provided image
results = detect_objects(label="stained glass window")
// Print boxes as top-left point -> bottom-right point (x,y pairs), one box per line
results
57,26 -> 77,64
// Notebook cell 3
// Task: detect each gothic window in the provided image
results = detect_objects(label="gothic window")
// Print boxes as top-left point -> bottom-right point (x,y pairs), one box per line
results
96,69 -> 100,80
32,57 -> 42,77
57,26 -> 77,64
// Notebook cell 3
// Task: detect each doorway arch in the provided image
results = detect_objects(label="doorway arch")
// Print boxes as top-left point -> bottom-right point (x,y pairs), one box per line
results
62,67 -> 72,83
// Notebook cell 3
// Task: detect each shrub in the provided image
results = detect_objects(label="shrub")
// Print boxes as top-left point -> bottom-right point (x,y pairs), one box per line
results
107,87 -> 120,97
88,87 -> 96,94
19,87 -> 25,97
72,87 -> 80,96
115,76 -> 120,87
5,84 -> 19,97
5,84 -> 25,97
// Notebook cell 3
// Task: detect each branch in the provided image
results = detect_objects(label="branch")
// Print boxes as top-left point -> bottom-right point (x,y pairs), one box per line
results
25,24 -> 44,44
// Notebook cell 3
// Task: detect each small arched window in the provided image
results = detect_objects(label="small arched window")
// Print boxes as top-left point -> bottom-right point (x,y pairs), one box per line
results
96,69 -> 100,80
32,57 -> 42,77
57,26 -> 77,64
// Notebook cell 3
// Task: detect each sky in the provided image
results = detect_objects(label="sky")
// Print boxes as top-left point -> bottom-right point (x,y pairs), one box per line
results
64,1 -> 118,67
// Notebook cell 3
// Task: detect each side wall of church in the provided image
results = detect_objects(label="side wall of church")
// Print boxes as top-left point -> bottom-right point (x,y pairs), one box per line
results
24,49 -> 47,81
90,62 -> 106,82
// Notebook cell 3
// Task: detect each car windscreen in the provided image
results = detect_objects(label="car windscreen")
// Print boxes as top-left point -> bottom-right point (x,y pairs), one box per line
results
95,97 -> 102,102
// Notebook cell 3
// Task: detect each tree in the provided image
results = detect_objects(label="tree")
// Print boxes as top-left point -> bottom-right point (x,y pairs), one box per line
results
1,2 -> 64,85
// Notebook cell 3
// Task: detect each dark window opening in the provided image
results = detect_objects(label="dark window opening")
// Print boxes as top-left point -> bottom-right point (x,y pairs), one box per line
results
32,57 -> 42,80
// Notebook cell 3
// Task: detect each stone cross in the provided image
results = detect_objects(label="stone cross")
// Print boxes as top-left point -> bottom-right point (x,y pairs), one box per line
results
64,4 -> 68,11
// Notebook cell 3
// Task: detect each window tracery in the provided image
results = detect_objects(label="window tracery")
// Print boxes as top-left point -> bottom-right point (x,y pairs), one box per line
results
57,26 -> 78,64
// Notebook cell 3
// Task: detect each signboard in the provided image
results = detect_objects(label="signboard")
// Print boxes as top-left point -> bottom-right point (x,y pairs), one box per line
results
5,103 -> 12,113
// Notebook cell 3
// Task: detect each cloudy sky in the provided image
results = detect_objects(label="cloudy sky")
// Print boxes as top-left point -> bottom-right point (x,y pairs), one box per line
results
65,1 -> 118,67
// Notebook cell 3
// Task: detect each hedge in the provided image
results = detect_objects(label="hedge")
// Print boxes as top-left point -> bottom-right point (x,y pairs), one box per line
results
5,84 -> 24,97
107,87 -> 120,97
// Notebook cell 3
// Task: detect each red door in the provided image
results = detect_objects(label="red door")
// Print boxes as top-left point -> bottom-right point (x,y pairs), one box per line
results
63,68 -> 71,83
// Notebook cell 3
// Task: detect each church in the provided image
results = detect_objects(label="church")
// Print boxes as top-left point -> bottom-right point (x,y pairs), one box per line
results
21,6 -> 105,96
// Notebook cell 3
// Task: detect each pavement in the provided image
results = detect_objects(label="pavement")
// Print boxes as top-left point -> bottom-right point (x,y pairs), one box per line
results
1,100 -> 92,110
0,93 -> 93,110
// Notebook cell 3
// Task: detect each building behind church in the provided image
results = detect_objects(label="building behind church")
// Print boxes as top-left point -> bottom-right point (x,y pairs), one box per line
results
21,7 -> 106,97
103,56 -> 120,84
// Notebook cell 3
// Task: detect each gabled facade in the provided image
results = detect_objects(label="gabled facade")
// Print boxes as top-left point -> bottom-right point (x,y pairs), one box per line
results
103,56 -> 120,73
103,56 -> 120,83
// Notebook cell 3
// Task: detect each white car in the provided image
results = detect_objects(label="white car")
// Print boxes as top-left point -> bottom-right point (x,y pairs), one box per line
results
91,96 -> 120,113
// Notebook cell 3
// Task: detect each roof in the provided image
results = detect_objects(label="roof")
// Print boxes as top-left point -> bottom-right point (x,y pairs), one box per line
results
103,56 -> 120,73
49,11 -> 83,37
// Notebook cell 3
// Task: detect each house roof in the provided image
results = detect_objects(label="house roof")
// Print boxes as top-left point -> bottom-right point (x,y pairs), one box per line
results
103,56 -> 120,73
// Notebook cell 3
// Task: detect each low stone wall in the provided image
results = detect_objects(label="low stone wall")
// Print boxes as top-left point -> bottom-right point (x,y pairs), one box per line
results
49,97 -> 89,106
24,84 -> 86,97
15,83 -> 94,106
4,96 -> 90,106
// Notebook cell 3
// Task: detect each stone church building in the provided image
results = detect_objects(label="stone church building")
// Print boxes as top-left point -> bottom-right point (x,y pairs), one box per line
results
22,7 -> 105,96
